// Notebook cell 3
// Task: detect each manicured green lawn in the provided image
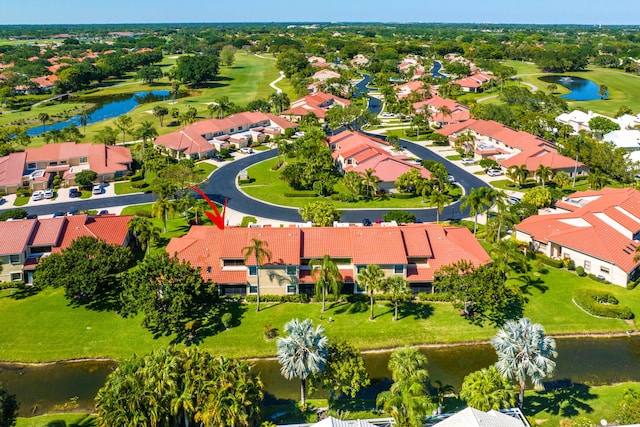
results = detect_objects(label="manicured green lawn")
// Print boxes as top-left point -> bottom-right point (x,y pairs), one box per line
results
114,162 -> 215,195
0,262 -> 637,362
503,60 -> 640,116
13,197 -> 29,206
241,158 -> 459,209
16,413 -> 97,427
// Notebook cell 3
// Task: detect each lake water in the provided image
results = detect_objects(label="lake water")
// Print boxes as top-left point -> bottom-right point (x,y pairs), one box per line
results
26,90 -> 172,136
538,75 -> 606,101
1,336 -> 639,416
431,61 -> 447,79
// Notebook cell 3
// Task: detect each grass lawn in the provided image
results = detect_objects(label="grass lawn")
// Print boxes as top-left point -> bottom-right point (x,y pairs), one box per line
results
13,196 -> 29,206
503,60 -> 640,116
16,413 -> 97,427
114,162 -> 215,195
0,261 -> 638,362
241,158 -> 458,209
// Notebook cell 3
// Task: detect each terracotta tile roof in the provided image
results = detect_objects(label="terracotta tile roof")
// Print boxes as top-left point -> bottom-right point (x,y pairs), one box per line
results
26,142 -> 87,163
56,214 -> 133,250
27,218 -> 65,246
167,224 -> 491,285
0,152 -> 27,187
499,147 -> 584,171
30,75 -> 58,88
282,92 -> 350,118
87,144 -> 132,175
517,187 -> 640,274
0,220 -> 37,255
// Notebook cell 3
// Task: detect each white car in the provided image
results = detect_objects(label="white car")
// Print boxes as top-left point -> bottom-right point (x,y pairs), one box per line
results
240,147 -> 253,154
486,169 -> 504,177
461,158 -> 477,165
92,184 -> 102,195
43,189 -> 54,199
31,191 -> 44,201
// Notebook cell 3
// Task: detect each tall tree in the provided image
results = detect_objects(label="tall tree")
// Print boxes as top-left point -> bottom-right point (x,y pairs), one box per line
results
535,165 -> 554,188
270,92 -> 290,114
384,275 -> 412,321
315,340 -> 370,406
242,238 -> 272,312
309,254 -> 343,313
460,366 -> 516,411
362,168 -> 379,199
430,191 -> 450,224
376,347 -> 433,427
492,318 -> 557,410
460,187 -> 491,235
153,105 -> 169,126
114,114 -> 133,144
507,164 -> 529,189
152,196 -> 176,233
128,216 -> 161,256
0,382 -> 18,427
276,318 -> 329,407
358,264 -> 385,320
37,112 -> 49,132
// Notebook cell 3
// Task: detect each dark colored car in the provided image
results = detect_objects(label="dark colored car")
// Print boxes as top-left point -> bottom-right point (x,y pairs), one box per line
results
67,209 -> 79,216
98,210 -> 109,215
69,188 -> 80,198
362,218 -> 372,226
26,214 -> 38,220
53,211 -> 65,218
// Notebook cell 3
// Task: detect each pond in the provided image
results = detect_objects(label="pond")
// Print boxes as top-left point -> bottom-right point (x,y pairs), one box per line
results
26,90 -> 172,136
431,61 -> 447,79
1,336 -> 639,417
538,75 -> 607,101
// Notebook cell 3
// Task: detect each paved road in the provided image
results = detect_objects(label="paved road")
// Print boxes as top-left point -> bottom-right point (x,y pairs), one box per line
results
201,139 -> 490,224
0,193 -> 156,217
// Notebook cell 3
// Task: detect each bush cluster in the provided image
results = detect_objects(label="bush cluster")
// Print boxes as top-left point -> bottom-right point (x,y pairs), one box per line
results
535,253 -> 564,268
283,191 -> 317,198
0,281 -> 25,290
391,192 -> 415,199
417,292 -> 451,302
0,208 -> 27,221
574,289 -> 634,319
245,294 -> 309,303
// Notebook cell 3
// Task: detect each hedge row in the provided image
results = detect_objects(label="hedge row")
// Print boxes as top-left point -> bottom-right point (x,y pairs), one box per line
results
574,289 -> 634,319
283,191 -> 317,198
0,281 -> 25,290
536,254 -> 564,269
245,294 -> 309,303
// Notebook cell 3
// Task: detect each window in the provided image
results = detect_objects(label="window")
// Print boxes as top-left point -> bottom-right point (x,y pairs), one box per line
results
9,254 -> 20,265
27,162 -> 36,170
287,285 -> 296,294
394,265 -> 404,274
10,272 -> 22,281
600,266 -> 610,274
206,266 -> 212,274
248,266 -> 257,276
356,265 -> 366,274
249,285 -> 258,294
286,265 -> 297,276
49,162 -> 57,166
584,260 -> 591,272
223,259 -> 245,267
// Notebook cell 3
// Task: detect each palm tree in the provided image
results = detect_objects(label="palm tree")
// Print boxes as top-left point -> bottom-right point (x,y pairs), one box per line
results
192,198 -> 209,225
128,216 -> 161,256
275,135 -> 288,169
211,96 -> 233,119
136,121 -> 159,163
309,254 -> 343,313
299,112 -> 319,132
376,346 -> 433,427
599,84 -> 609,99
491,318 -> 557,410
385,275 -> 411,321
554,170 -> 571,190
437,105 -> 452,126
362,169 -> 379,199
152,196 -> 176,234
587,171 -> 607,190
38,112 -> 49,132
460,366 -> 516,411
153,105 -> 169,127
79,110 -> 90,132
460,187 -> 491,235
432,379 -> 455,415
276,318 -> 328,407
430,191 -> 450,224
358,264 -> 385,320
114,114 -> 133,144
535,165 -> 554,188
507,164 -> 529,189
242,238 -> 272,312
270,92 -> 290,114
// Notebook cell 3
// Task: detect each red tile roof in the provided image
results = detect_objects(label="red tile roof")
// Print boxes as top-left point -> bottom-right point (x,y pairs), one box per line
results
167,224 -> 491,285
55,215 -> 133,250
27,217 -> 65,246
0,152 -> 27,188
517,187 -> 640,274
0,220 -> 37,255
282,92 -> 351,119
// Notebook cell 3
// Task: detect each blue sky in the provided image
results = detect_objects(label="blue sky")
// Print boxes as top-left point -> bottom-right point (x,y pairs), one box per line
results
3,0 -> 640,25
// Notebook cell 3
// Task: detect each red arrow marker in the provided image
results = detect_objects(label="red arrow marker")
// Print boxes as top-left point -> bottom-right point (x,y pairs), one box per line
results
189,186 -> 228,230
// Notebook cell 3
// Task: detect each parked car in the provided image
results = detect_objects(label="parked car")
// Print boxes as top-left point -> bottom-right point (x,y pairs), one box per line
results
507,196 -> 521,205
69,188 -> 80,198
461,158 -> 477,165
53,211 -> 66,218
486,169 -> 504,177
92,184 -> 102,195
98,210 -> 109,215
447,175 -> 456,183
240,147 -> 253,154
67,209 -> 79,216
31,191 -> 44,201
362,218 -> 372,226
26,214 -> 38,220
43,189 -> 54,199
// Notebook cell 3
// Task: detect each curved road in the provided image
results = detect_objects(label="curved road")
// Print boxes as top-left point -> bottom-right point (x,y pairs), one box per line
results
202,138 -> 490,223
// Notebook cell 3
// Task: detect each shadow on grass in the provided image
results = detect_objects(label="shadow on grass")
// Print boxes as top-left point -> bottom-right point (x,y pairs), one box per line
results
333,301 -> 368,315
262,395 -> 320,424
398,302 -> 434,320
8,285 -> 42,300
525,380 -> 597,418
172,301 -> 249,345
515,274 -> 549,295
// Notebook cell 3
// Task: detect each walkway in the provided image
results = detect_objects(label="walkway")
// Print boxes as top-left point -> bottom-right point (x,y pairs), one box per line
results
270,71 -> 285,94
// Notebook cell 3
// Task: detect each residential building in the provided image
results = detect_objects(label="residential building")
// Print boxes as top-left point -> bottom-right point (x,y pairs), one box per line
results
153,112 -> 296,159
0,214 -> 132,283
451,72 -> 494,93
0,142 -> 132,195
555,109 -> 640,134
603,129 -> 640,163
516,187 -> 640,287
166,223 -> 492,297
412,96 -> 471,127
431,407 -> 529,427
281,92 -> 351,123
439,119 -> 589,178
328,130 -> 431,191
394,80 -> 429,100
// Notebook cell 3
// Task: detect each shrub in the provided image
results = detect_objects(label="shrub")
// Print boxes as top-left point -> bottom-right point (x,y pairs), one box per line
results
566,259 -> 576,271
238,178 -> 255,185
240,216 -> 257,227
0,208 -> 28,221
245,294 -> 309,303
263,324 -> 278,341
574,289 -> 634,319
284,191 -> 317,198
418,292 -> 450,302
536,253 -> 564,268
576,266 -> 586,276
0,281 -> 25,290
392,192 -> 415,199
135,210 -> 153,218
331,193 -> 360,203
628,280 -> 639,290
221,313 -> 233,329
130,181 -> 149,189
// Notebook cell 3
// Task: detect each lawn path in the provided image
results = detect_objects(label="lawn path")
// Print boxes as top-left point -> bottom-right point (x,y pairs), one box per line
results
270,71 -> 285,94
